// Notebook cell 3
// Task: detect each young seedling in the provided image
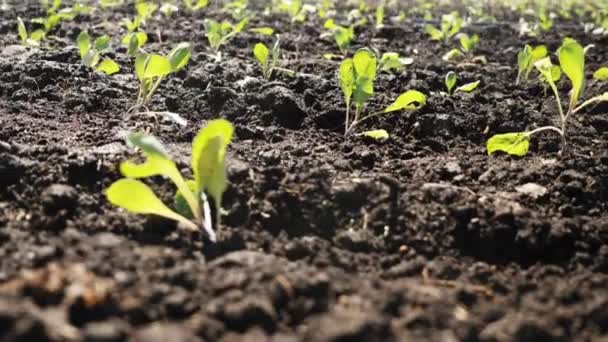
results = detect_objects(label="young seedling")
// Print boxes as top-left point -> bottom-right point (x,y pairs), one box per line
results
252,38 -> 295,80
377,52 -> 413,73
106,119 -> 234,242
442,33 -> 483,62
129,43 -> 191,116
444,71 -> 480,95
122,31 -> 148,57
323,18 -> 366,54
17,17 -> 45,47
374,2 -> 385,29
487,38 -> 608,157
425,11 -> 463,44
516,44 -> 547,85
77,32 -> 120,75
204,18 -> 248,58
339,48 -> 427,137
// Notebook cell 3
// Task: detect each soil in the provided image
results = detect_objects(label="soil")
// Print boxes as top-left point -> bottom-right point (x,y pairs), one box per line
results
1,1 -> 608,341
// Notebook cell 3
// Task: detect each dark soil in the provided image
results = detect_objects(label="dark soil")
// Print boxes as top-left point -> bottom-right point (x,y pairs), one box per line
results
1,1 -> 608,341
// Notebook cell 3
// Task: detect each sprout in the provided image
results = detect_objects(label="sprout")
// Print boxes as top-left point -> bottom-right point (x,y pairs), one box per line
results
204,18 -> 249,58
488,38 -> 608,156
425,11 -> 463,43
516,44 -> 547,85
339,49 -> 426,136
16,17 -> 45,47
252,38 -> 295,80
444,71 -> 480,95
77,31 -> 120,75
377,52 -> 413,73
106,119 -> 234,242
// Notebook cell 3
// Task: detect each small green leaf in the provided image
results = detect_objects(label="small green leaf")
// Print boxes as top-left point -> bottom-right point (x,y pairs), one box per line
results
487,132 -> 531,156
143,54 -> 172,79
77,31 -> 90,60
30,29 -> 45,42
174,180 -> 197,219
17,17 -> 28,44
339,58 -> 354,107
593,67 -> 608,81
425,25 -> 443,40
558,38 -> 585,108
93,35 -> 111,52
192,119 -> 234,195
135,53 -> 147,81
250,27 -> 274,35
456,80 -> 480,93
379,52 -> 408,73
253,42 -> 269,67
96,58 -> 120,75
106,179 -> 197,230
442,48 -> 462,61
352,49 -> 377,108
168,42 -> 191,71
357,129 -> 389,141
445,71 -> 457,94
384,90 -> 427,113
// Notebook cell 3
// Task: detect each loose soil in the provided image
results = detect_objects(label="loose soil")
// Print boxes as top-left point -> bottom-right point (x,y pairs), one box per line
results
1,1 -> 608,341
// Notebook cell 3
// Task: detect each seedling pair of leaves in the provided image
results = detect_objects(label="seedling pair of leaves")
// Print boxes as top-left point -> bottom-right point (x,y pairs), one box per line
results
339,49 -> 427,138
122,2 -> 158,32
77,32 -> 120,75
425,11 -> 463,43
17,17 -> 45,47
253,38 -> 296,80
204,18 -> 249,58
32,0 -> 82,37
106,119 -> 234,243
488,38 -> 608,157
323,18 -> 366,54
442,34 -> 484,63
129,43 -> 191,115
444,71 -> 480,95
377,52 -> 414,73
122,31 -> 148,57
516,44 -> 547,85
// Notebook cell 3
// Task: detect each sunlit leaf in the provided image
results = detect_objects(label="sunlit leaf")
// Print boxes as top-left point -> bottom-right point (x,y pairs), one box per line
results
558,38 -> 585,107
96,58 -> 120,75
384,90 -> 427,113
143,54 -> 172,79
168,42 -> 191,71
339,58 -> 354,106
487,132 -> 531,156
593,67 -> 608,81
456,80 -> 480,93
445,71 -> 457,94
357,129 -> 389,141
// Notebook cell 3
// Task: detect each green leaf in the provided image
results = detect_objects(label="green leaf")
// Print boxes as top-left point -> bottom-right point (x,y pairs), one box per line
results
357,129 -> 389,141
352,49 -> 377,108
442,48 -> 462,61
487,132 -> 530,156
593,67 -> 608,81
445,71 -> 457,94
558,38 -> 585,108
379,52 -> 408,73
143,54 -> 172,79
174,180 -> 197,219
96,58 -> 120,75
168,42 -> 191,71
106,179 -> 197,230
17,17 -> 28,44
339,58 -> 354,107
384,90 -> 427,113
124,31 -> 147,56
250,27 -> 274,35
253,42 -> 269,67
425,24 -> 443,40
77,31 -> 90,60
135,53 -> 147,81
192,119 -> 234,194
456,80 -> 480,93
30,29 -> 45,42
93,35 -> 111,53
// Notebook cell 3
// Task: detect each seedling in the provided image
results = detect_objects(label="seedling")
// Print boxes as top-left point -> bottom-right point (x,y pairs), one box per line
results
160,3 -> 179,17
276,0 -> 310,22
77,32 -> 120,75
122,31 -> 148,57
204,18 -> 248,57
17,17 -> 45,47
339,49 -> 427,136
374,3 -> 385,29
323,18 -> 365,54
487,38 -> 608,156
593,67 -> 608,83
442,33 -> 482,62
106,119 -> 234,242
516,44 -> 547,85
377,52 -> 413,73
538,11 -> 553,32
425,11 -> 463,43
252,38 -> 295,80
444,71 -> 480,95
129,43 -> 191,114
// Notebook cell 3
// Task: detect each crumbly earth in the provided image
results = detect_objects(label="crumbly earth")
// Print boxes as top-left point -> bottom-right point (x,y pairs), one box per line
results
1,1 -> 608,341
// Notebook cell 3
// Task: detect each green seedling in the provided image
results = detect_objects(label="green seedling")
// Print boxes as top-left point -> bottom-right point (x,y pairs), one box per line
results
374,3 -> 385,29
253,38 -> 295,80
516,44 -> 547,85
488,38 -> 608,157
339,48 -> 427,136
77,32 -> 120,75
106,119 -> 234,243
323,18 -> 366,54
425,11 -> 463,43
277,0 -> 309,22
538,11 -> 553,31
129,43 -> 191,114
122,31 -> 148,57
160,3 -> 179,17
250,27 -> 274,36
121,1 -> 158,34
444,71 -> 480,95
204,18 -> 248,57
442,33 -> 482,62
593,67 -> 608,82
184,0 -> 208,11
17,17 -> 45,47
377,52 -> 413,73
